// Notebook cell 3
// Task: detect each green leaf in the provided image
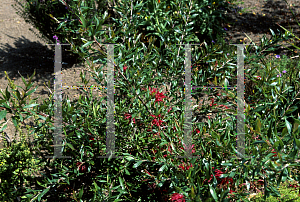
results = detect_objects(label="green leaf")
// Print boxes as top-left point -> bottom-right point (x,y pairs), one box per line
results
209,184 -> 218,201
274,133 -> 284,150
284,117 -> 292,134
37,187 -> 50,201
15,89 -> 21,100
294,134 -> 300,149
82,41 -> 94,49
0,124 -> 7,132
119,176 -> 124,190
221,162 -> 232,166
0,110 -> 7,121
133,160 -> 143,168
256,118 -> 261,132
23,103 -> 39,109
252,105 -> 266,113
159,164 -> 167,172
124,155 -> 135,162
79,15 -> 87,28
25,87 -> 38,97
66,143 -> 75,151
124,169 -> 130,176
285,106 -> 298,115
78,186 -> 84,199
293,121 -> 299,133
12,116 -> 17,127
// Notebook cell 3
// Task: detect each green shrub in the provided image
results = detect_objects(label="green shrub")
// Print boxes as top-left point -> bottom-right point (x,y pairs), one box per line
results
1,0 -> 300,201
12,0 -> 109,64
0,128 -> 44,201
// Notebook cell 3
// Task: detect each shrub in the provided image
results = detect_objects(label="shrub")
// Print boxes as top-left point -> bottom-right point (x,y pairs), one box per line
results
12,0 -> 110,64
1,0 -> 300,201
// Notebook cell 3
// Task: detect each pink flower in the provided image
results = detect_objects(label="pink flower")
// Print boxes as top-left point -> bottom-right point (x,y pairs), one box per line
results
171,193 -> 185,202
168,107 -> 172,113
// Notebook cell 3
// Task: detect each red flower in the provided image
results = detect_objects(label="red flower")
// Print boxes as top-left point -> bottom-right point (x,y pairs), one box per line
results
168,107 -> 172,113
123,65 -> 128,72
196,129 -> 200,134
150,114 -> 165,127
209,98 -> 217,106
271,149 -> 277,157
80,164 -> 87,173
155,92 -> 166,103
204,167 -> 234,187
171,193 -> 185,202
124,113 -> 131,120
76,162 -> 88,173
124,113 -> 136,124
149,87 -> 158,95
178,163 -> 193,171
218,104 -> 229,109
89,137 -> 95,147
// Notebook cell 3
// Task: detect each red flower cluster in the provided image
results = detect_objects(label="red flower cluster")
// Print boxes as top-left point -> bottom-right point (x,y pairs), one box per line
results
150,114 -> 165,127
178,161 -> 193,171
155,91 -> 166,103
210,98 -> 217,107
171,193 -> 185,202
124,113 -> 136,124
76,162 -> 87,173
288,183 -> 300,191
204,167 -> 234,188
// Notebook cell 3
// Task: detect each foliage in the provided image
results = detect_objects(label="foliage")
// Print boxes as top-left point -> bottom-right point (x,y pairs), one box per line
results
0,0 -> 300,201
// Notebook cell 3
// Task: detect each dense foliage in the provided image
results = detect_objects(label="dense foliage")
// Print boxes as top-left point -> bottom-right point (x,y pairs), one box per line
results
0,0 -> 299,201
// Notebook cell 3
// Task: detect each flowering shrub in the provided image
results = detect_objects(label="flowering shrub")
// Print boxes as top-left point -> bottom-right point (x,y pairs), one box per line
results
1,0 -> 300,201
